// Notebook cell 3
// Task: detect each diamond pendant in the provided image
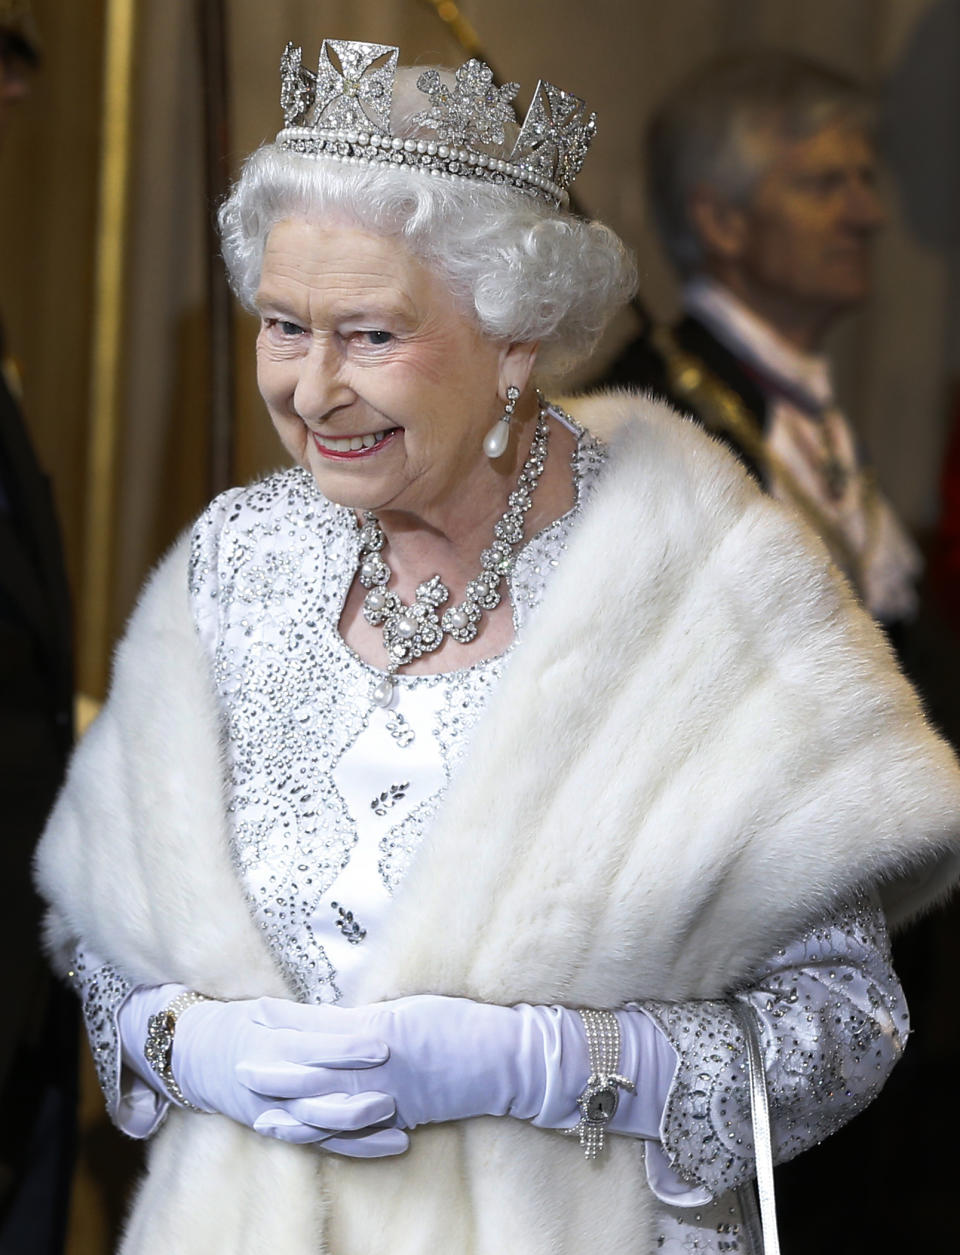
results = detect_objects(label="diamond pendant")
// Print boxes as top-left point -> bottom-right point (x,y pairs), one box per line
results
371,675 -> 395,707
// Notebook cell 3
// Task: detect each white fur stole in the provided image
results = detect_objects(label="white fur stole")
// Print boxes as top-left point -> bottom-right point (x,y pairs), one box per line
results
34,392 -> 960,1254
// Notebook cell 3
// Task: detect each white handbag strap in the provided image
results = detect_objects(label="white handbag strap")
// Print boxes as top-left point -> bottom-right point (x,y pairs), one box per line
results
734,1000 -> 781,1255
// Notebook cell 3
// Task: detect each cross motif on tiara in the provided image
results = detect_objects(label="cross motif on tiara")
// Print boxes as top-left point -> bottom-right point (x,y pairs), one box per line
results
280,43 -> 317,126
274,38 -> 598,207
512,81 -> 597,185
412,60 -> 520,148
309,39 -> 398,132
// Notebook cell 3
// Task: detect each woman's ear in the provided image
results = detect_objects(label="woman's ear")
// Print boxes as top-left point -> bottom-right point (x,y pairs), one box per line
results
497,340 -> 540,401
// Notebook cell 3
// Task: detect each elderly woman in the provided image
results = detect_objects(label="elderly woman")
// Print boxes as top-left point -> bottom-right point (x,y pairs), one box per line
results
36,38 -> 960,1255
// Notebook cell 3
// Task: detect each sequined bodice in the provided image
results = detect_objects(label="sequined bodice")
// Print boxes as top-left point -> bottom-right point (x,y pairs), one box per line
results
189,420 -> 607,1004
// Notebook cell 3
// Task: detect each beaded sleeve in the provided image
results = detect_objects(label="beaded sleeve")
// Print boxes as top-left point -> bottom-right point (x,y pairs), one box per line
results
68,947 -> 168,1137
642,893 -> 907,1199
67,948 -> 131,1114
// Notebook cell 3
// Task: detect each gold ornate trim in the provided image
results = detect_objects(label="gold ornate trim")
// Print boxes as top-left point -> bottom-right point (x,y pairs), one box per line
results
652,324 -> 868,591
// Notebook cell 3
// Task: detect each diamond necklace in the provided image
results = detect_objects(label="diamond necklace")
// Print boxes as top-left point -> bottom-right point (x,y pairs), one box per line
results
358,400 -> 550,707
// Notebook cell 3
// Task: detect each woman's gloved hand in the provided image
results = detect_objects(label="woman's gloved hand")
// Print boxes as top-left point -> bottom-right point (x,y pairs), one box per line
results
236,995 -> 675,1138
239,995 -> 543,1130
117,985 -> 408,1156
122,988 -> 676,1147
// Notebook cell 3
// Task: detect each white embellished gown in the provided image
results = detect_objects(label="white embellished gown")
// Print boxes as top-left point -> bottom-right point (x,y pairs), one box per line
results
71,415 -> 907,1253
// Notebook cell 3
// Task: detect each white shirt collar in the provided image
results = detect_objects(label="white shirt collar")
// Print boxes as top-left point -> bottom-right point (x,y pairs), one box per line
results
682,276 -> 834,409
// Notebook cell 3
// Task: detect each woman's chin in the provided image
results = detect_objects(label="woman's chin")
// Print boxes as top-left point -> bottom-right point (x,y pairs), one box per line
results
299,435 -> 401,511
301,459 -> 390,514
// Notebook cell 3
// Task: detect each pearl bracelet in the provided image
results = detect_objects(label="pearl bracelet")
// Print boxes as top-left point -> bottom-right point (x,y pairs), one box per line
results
564,1009 -> 636,1158
144,990 -> 211,1111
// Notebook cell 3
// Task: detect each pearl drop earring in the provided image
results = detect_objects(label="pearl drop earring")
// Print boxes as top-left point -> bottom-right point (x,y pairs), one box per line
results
483,386 -> 520,459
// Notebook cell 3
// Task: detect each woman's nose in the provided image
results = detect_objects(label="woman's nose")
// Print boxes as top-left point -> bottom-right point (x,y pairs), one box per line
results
293,341 -> 354,424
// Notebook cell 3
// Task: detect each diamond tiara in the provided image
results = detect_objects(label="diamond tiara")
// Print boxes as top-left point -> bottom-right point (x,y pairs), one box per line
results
276,38 -> 597,210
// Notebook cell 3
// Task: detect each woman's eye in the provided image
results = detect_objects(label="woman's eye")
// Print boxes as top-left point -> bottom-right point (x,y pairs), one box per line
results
361,330 -> 393,346
264,318 -> 304,337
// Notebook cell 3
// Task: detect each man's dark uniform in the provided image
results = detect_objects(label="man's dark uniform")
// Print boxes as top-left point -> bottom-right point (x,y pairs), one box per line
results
0,342 -> 76,1252
606,315 -> 782,486
605,315 -> 960,732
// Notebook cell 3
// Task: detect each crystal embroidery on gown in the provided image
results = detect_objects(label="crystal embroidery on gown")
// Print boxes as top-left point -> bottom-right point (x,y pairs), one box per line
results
188,412 -> 606,1006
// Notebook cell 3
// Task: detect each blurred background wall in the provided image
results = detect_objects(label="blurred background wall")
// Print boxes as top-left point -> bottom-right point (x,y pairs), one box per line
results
1,0 -> 958,1248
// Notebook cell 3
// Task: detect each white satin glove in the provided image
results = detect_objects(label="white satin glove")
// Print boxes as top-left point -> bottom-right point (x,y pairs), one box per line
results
117,985 -> 408,1156
235,995 -> 676,1139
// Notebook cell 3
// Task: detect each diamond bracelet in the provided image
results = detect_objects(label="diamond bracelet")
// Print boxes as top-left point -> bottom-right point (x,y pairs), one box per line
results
143,990 -> 211,1111
564,1008 -> 636,1158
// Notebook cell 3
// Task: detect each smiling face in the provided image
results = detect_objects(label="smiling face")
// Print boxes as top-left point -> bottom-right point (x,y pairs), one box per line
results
255,217 -> 510,529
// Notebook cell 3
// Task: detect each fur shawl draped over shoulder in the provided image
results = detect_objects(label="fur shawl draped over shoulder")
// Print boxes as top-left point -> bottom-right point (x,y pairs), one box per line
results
35,392 -> 960,1254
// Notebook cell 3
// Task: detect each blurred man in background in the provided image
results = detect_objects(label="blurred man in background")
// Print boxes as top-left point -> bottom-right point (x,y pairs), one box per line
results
605,50 -> 922,631
603,48 -> 958,1252
0,3 -> 77,1250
